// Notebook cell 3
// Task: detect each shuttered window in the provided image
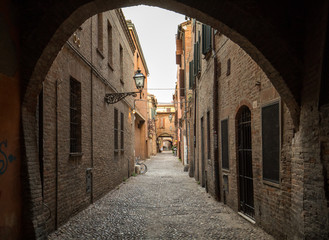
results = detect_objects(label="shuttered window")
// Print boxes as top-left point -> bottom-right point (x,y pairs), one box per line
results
202,24 -> 212,55
221,119 -> 229,169
189,60 -> 194,89
179,69 -> 185,97
194,36 -> 200,76
120,112 -> 124,151
262,102 -> 280,183
114,108 -> 119,151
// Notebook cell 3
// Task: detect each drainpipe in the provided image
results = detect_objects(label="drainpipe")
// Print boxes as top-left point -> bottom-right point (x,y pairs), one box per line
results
90,17 -> 94,204
213,43 -> 220,201
55,79 -> 59,229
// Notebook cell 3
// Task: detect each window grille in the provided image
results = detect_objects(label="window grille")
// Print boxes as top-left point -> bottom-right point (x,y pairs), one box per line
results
70,78 -> 81,154
237,106 -> 254,218
262,102 -> 280,183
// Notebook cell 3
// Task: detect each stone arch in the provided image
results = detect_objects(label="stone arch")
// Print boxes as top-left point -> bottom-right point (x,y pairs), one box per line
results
19,0 -> 304,237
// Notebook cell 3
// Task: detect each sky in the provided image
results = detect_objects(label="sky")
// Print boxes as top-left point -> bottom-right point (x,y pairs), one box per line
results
122,6 -> 186,104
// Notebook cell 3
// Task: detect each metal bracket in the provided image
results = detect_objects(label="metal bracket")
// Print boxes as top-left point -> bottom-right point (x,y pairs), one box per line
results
104,92 -> 139,104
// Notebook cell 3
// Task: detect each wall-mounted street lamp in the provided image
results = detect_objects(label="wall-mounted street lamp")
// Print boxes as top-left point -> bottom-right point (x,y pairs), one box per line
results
105,69 -> 145,104
168,113 -> 173,123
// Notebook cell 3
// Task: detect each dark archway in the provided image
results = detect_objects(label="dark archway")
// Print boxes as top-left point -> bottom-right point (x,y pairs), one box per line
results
17,0 -> 317,238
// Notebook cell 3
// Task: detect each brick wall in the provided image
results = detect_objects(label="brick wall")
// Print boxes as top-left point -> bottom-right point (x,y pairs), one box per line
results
41,10 -> 135,235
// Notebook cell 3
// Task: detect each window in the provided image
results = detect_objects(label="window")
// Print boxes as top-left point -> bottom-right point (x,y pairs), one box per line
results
202,24 -> 212,55
189,60 -> 194,89
221,119 -> 229,169
262,102 -> 280,183
226,58 -> 231,76
97,13 -> 103,53
194,32 -> 201,77
120,112 -> 124,151
107,22 -> 113,66
179,69 -> 185,97
114,108 -> 119,151
70,78 -> 81,154
207,111 -> 211,159
120,44 -> 123,83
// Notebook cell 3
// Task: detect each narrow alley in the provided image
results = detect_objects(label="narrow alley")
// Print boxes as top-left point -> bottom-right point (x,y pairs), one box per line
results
48,152 -> 273,240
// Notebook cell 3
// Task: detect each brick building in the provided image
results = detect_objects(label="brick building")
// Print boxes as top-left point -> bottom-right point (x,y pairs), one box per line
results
177,19 -> 298,239
127,20 -> 150,160
2,1 -> 329,239
147,94 -> 158,157
174,20 -> 193,165
37,9 -> 136,235
156,104 -> 176,152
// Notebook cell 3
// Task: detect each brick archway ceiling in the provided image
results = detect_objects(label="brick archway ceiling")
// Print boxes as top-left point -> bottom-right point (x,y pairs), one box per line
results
20,0 -> 303,125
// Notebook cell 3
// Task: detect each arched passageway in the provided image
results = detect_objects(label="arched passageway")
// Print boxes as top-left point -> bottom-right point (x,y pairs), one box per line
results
1,0 -> 329,239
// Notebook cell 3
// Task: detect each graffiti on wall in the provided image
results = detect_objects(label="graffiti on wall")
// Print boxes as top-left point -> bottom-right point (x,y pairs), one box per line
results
0,140 -> 16,175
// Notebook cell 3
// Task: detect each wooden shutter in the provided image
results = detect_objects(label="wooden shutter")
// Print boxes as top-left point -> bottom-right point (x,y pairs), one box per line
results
189,60 -> 194,89
194,43 -> 197,76
202,24 -> 212,55
179,69 -> 185,97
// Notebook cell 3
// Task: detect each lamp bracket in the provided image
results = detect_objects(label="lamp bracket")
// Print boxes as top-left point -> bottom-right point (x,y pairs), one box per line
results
105,91 -> 139,104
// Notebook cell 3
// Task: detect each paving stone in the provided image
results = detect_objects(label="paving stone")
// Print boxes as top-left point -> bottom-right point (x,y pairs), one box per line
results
48,151 -> 274,240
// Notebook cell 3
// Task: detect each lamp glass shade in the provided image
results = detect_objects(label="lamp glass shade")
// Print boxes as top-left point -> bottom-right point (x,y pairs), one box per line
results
133,70 -> 145,90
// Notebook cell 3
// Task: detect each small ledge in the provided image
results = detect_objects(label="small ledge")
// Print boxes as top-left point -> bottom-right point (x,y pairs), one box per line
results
262,179 -> 280,189
70,152 -> 83,157
108,62 -> 114,71
222,168 -> 230,174
96,48 -> 105,59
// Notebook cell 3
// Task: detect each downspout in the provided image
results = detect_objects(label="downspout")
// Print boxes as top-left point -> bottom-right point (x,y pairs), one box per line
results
90,17 -> 94,204
55,80 -> 59,229
212,28 -> 220,201
194,88 -> 198,180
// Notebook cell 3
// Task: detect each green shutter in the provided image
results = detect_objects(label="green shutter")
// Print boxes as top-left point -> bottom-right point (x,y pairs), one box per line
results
202,24 -> 212,55
206,25 -> 212,52
194,43 -> 197,76
202,24 -> 206,54
189,60 -> 194,89
197,41 -> 200,72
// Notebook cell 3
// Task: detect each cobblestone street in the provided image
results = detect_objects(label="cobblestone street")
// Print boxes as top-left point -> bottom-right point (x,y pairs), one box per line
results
48,152 -> 274,240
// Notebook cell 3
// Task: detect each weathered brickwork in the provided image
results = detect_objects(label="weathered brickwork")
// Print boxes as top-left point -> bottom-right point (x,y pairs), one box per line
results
40,10 -> 135,235
214,34 -> 295,239
0,1 -> 328,239
127,20 -> 150,160
182,21 -> 299,239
